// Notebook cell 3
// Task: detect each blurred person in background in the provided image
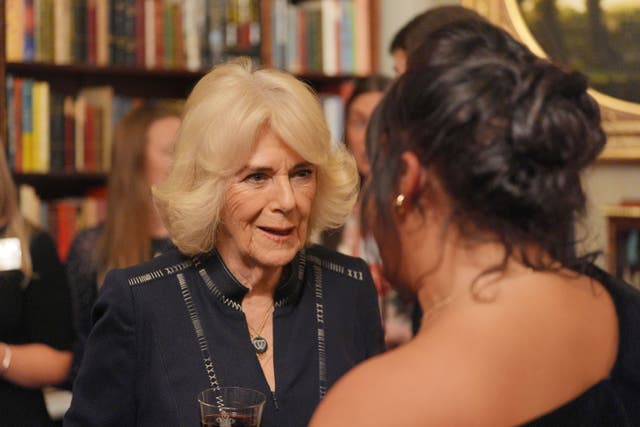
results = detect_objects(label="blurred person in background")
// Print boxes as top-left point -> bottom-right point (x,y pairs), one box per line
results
0,148 -> 74,426
65,103 -> 181,386
389,5 -> 483,75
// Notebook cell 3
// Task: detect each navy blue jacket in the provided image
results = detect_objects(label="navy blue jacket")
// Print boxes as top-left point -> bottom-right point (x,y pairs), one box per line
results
65,245 -> 384,427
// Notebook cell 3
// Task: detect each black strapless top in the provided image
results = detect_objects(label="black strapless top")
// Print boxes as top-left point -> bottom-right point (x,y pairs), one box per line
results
523,264 -> 640,426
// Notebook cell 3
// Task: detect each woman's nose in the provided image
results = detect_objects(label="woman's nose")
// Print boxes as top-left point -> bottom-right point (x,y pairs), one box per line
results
271,177 -> 296,212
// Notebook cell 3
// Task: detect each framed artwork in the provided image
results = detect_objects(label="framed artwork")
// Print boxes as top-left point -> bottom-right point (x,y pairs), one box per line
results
461,0 -> 640,161
604,205 -> 640,289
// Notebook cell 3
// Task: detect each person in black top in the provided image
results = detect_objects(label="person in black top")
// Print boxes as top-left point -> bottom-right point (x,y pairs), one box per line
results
0,148 -> 74,426
311,17 -> 640,426
65,58 -> 384,427
65,104 -> 181,387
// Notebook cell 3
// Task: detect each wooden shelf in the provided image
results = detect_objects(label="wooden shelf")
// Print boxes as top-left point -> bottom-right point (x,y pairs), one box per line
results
14,172 -> 107,199
6,62 -> 203,98
6,61 -> 364,96
6,62 -> 207,78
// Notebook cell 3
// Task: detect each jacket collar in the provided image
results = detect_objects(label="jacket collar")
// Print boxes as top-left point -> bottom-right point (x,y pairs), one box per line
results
193,248 -> 306,311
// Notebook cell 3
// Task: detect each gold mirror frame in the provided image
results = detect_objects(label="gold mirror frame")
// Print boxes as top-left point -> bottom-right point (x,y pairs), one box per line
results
462,0 -> 640,161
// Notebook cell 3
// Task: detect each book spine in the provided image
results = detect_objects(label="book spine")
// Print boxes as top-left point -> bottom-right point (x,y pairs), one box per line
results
163,0 -> 174,68
63,96 -> 76,172
87,0 -> 97,64
50,91 -> 66,173
144,0 -> 156,67
321,0 -> 338,76
6,76 -> 15,168
55,200 -> 77,262
183,0 -> 199,71
13,78 -> 24,172
34,0 -> 43,61
74,96 -> 86,171
135,0 -> 146,67
42,0 -> 54,62
21,80 -> 34,172
24,0 -> 35,61
84,103 -> 95,172
353,0 -> 370,75
32,81 -> 50,172
72,0 -> 87,63
54,0 -> 72,64
96,0 -> 110,65
205,0 -> 227,67
154,0 -> 164,67
6,0 -> 25,62
340,1 -> 354,74
172,2 -> 184,68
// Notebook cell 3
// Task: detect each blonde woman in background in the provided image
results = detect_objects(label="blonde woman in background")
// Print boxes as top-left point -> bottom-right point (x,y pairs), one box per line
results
0,148 -> 74,426
65,104 -> 181,386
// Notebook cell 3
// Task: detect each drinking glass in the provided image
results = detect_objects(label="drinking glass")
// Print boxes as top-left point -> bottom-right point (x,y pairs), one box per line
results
198,386 -> 266,427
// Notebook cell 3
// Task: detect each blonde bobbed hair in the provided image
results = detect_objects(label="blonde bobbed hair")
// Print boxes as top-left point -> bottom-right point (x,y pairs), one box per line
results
153,58 -> 359,255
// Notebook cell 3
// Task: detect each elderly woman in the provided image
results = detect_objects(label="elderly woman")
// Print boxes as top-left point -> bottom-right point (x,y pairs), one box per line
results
64,58 -> 383,427
311,18 -> 640,427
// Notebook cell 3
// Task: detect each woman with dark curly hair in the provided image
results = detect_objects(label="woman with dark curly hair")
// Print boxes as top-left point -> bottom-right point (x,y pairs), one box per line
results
311,17 -> 640,426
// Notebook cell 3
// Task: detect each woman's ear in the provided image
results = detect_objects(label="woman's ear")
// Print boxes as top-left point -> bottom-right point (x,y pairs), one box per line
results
397,152 -> 443,216
398,151 -> 423,204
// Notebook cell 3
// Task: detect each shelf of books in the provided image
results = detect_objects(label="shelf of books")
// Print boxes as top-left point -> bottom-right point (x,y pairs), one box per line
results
3,0 -> 380,256
18,181 -> 107,261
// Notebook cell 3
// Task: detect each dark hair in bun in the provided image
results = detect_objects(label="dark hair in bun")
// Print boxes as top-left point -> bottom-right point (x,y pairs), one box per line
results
365,18 -> 605,273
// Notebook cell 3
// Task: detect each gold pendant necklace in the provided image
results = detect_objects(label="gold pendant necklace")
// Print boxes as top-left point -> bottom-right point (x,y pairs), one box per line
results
246,303 -> 273,357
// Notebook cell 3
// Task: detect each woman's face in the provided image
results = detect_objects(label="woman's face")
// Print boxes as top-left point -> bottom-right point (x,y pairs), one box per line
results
346,91 -> 384,177
216,129 -> 318,270
145,116 -> 181,187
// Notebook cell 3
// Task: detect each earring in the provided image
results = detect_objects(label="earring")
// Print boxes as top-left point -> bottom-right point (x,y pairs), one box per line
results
394,194 -> 406,208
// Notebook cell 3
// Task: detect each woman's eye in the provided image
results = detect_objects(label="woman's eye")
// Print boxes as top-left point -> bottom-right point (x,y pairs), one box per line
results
293,169 -> 314,179
245,172 -> 267,183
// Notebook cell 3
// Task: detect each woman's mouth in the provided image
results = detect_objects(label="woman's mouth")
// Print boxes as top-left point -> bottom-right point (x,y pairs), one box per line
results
258,226 -> 295,237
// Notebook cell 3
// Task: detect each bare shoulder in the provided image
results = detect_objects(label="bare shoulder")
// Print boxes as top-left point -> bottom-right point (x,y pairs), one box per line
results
310,270 -> 619,427
310,341 -> 449,427
310,330 -> 518,427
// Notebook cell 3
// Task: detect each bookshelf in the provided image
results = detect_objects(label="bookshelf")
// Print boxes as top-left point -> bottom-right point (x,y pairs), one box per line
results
2,0 -> 380,256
